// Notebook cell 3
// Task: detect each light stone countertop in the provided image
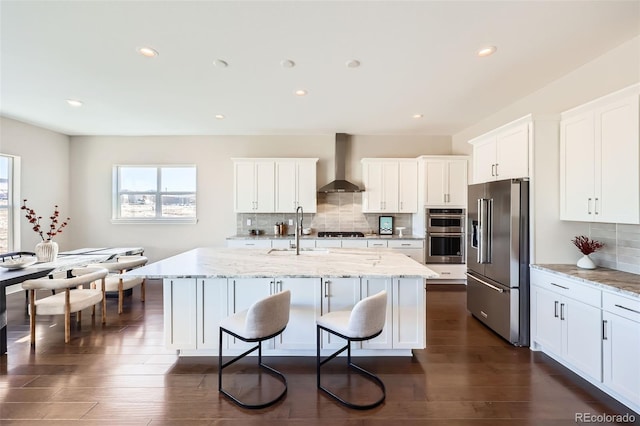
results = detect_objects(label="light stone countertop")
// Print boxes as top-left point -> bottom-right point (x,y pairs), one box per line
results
532,264 -> 640,298
126,247 -> 438,279
226,234 -> 425,240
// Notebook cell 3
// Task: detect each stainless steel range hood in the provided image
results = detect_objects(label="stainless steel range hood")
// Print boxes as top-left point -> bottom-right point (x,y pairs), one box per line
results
318,133 -> 363,193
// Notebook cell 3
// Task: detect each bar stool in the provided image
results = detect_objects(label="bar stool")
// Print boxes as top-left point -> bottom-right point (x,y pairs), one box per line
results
218,290 -> 291,409
22,267 -> 109,346
316,290 -> 387,409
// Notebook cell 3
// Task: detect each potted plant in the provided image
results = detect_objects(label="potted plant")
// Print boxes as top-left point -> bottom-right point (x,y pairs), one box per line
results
571,235 -> 604,269
21,200 -> 70,262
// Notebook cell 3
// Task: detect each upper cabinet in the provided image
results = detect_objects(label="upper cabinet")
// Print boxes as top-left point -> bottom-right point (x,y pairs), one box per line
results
560,85 -> 640,224
469,120 -> 530,184
361,158 -> 418,213
233,158 -> 318,213
275,159 -> 318,213
422,156 -> 468,207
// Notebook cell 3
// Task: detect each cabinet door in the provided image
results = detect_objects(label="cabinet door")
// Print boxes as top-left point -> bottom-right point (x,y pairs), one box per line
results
274,278 -> 320,350
362,161 -> 384,212
296,161 -> 318,213
597,95 -> 640,224
495,123 -> 529,180
275,161 -> 297,213
254,161 -> 275,212
196,278 -> 227,350
447,160 -> 468,207
163,278 -> 197,350
320,278 -> 360,349
227,278 -> 273,349
234,162 -> 256,212
424,160 -> 446,206
563,299 -> 602,381
398,161 -> 418,212
473,137 -> 496,183
603,311 -> 640,405
533,286 -> 562,356
360,278 -> 393,349
560,112 -> 596,221
392,278 -> 425,349
382,161 -> 400,211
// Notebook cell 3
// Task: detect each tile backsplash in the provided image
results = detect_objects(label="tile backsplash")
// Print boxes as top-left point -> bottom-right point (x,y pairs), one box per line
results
236,192 -> 413,236
589,223 -> 640,274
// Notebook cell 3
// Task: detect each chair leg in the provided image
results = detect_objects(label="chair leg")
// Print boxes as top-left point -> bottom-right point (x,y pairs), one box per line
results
316,325 -> 386,410
101,277 -> 107,324
218,328 -> 288,409
141,278 -> 146,303
118,278 -> 124,314
29,290 -> 36,347
64,290 -> 71,344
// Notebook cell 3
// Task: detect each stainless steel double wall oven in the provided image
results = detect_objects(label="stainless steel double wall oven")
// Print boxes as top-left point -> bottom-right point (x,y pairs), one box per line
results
425,208 -> 465,264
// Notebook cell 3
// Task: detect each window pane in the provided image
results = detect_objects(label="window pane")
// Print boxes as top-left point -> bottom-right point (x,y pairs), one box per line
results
120,194 -> 156,218
161,167 -> 196,192
0,156 -> 8,253
120,167 -> 157,192
161,194 -> 196,217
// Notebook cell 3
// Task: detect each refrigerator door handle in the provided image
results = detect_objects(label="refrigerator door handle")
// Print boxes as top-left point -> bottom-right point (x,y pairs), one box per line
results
465,273 -> 504,293
477,198 -> 492,264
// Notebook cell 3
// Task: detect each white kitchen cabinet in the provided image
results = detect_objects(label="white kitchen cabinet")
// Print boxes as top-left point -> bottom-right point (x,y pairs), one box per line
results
602,292 -> 640,409
360,278 -> 393,349
361,159 -> 417,213
226,239 -> 272,249
163,278 -> 226,350
274,278 -> 321,350
341,239 -> 369,248
227,278 -> 273,350
560,86 -> 640,224
388,239 -> 424,264
367,240 -> 388,248
233,160 -> 275,213
423,157 -> 468,207
275,159 -> 318,213
320,277 -> 361,349
425,264 -> 466,281
392,277 -> 426,349
469,118 -> 530,184
531,270 -> 602,382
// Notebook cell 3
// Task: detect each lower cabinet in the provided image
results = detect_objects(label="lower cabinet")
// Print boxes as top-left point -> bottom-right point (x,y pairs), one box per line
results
531,268 -> 640,414
360,278 -> 393,349
393,277 -> 426,349
320,277 -> 361,349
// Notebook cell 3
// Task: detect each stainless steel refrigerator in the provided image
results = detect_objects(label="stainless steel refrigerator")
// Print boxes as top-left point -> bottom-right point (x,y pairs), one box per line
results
466,178 -> 529,346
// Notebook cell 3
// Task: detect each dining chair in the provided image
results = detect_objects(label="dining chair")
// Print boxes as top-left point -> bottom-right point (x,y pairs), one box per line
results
22,267 -> 109,346
316,290 -> 388,409
87,255 -> 148,314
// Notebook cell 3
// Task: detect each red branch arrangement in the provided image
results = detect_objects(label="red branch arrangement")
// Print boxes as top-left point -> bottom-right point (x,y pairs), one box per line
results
571,235 -> 604,255
21,199 -> 70,241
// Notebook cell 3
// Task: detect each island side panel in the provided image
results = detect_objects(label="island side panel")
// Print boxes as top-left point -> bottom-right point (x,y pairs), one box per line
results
392,277 -> 426,349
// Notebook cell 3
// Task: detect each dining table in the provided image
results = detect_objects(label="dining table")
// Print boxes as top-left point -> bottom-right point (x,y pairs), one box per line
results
0,247 -> 144,354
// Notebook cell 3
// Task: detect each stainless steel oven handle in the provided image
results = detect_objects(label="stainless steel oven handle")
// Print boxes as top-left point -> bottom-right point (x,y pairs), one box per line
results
465,273 -> 504,293
428,232 -> 465,237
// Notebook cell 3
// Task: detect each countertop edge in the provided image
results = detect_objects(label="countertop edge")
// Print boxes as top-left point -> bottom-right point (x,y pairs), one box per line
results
531,264 -> 640,298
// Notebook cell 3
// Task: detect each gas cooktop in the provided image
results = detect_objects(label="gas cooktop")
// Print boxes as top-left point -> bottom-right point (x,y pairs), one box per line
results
317,231 -> 365,238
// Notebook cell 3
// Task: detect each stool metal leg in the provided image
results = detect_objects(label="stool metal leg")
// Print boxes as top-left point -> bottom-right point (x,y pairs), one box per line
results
316,324 -> 386,410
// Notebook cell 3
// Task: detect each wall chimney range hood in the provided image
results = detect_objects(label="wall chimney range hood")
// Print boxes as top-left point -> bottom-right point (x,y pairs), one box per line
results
318,133 -> 363,193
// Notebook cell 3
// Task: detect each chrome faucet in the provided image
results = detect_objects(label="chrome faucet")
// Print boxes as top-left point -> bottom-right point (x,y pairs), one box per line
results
295,205 -> 303,255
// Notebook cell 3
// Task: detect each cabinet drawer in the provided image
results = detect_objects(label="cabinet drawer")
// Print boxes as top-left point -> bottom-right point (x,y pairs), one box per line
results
388,239 -> 424,249
603,292 -> 640,323
226,239 -> 272,248
341,239 -> 369,248
426,264 -> 466,280
531,269 -> 601,307
367,240 -> 388,248
315,239 -> 342,248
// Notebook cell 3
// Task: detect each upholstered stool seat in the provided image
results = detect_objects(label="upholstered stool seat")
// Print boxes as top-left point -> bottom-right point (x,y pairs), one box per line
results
87,255 -> 147,314
316,290 -> 388,410
218,290 -> 291,409
22,267 -> 109,346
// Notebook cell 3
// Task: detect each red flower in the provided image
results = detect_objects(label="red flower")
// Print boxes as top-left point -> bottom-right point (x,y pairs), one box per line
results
571,235 -> 604,255
21,199 -> 70,241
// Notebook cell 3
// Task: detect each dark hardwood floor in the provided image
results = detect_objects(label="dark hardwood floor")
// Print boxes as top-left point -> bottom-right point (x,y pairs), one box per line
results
1,282 -> 637,425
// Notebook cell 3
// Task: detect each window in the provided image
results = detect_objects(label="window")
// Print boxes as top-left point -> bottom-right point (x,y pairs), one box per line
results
113,165 -> 196,223
0,154 -> 19,252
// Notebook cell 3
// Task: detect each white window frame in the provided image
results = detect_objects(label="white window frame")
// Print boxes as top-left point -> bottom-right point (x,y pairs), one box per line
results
0,154 -> 21,253
112,165 -> 197,224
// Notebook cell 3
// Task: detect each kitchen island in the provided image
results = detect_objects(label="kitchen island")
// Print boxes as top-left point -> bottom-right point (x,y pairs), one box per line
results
127,247 -> 437,356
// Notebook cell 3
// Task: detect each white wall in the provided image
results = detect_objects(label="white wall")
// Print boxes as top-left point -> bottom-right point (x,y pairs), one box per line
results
69,134 -> 452,261
0,117 -> 71,251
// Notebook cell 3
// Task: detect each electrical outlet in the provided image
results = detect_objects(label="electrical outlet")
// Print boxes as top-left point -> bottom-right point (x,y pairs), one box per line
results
288,219 -> 294,226
246,219 -> 252,226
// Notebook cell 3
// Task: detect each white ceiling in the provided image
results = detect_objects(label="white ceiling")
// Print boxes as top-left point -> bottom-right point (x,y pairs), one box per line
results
1,0 -> 639,137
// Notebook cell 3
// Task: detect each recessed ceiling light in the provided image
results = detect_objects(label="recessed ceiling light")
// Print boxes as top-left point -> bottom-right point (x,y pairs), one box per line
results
66,99 -> 83,107
346,59 -> 361,68
138,47 -> 158,58
215,114 -> 225,120
281,59 -> 296,68
213,59 -> 228,68
477,46 -> 497,57
295,89 -> 308,96
412,114 -> 423,119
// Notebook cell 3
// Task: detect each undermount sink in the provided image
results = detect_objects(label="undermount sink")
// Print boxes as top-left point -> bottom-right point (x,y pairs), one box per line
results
267,248 -> 329,255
